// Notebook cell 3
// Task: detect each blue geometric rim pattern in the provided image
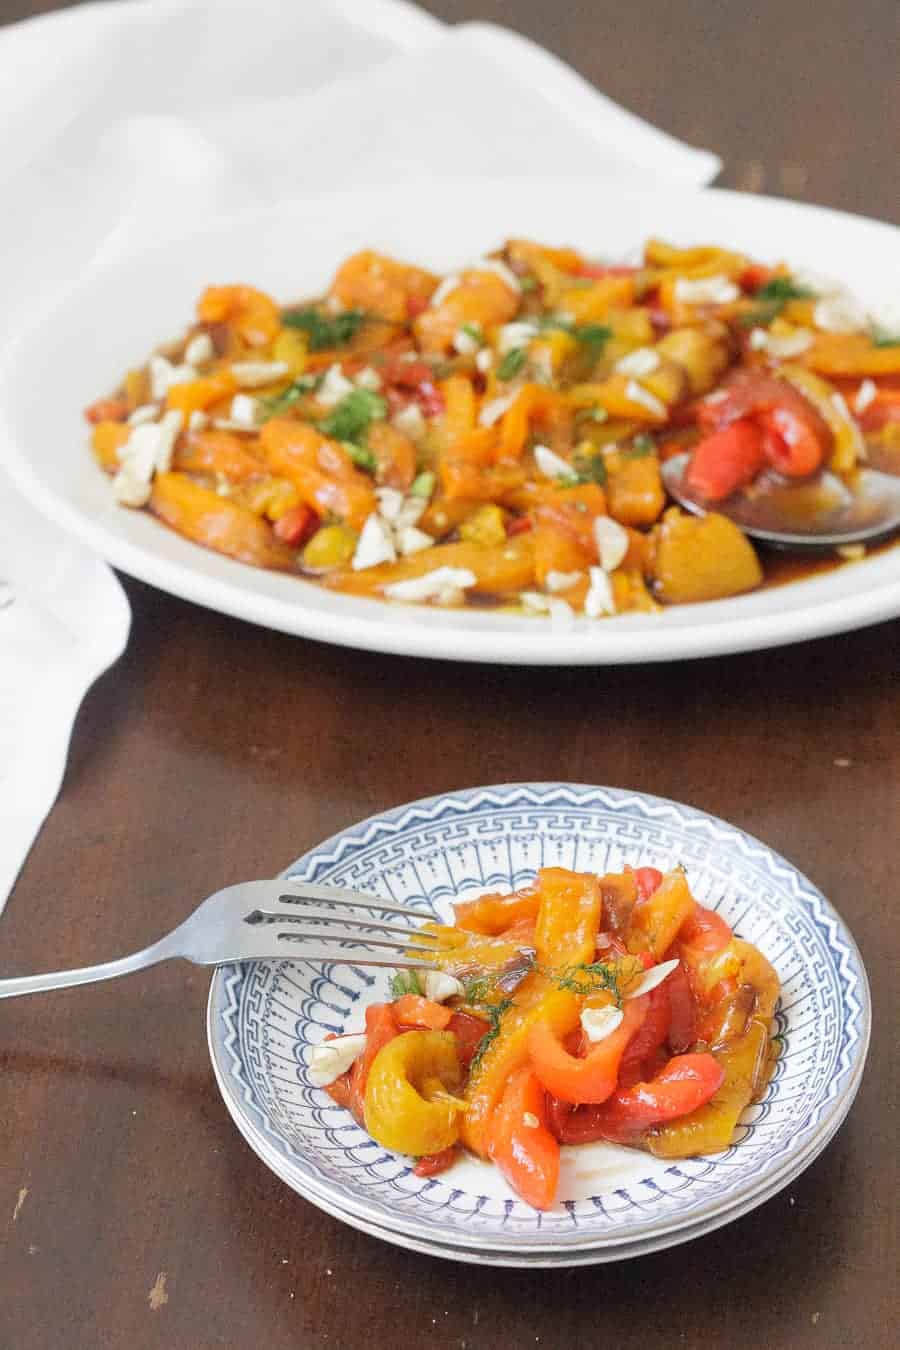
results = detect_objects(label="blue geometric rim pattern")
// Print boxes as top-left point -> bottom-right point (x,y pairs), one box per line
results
208,784 -> 871,1251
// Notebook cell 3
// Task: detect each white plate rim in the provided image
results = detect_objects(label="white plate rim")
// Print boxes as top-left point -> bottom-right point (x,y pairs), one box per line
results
2,179 -> 898,665
205,782 -> 871,1253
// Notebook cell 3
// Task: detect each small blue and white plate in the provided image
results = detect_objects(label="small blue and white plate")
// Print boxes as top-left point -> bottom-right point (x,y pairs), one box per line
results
207,784 -> 870,1263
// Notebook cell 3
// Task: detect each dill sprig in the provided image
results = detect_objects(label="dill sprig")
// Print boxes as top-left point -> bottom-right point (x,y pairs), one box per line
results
469,997 -> 515,1071
538,956 -> 643,1005
390,969 -> 424,998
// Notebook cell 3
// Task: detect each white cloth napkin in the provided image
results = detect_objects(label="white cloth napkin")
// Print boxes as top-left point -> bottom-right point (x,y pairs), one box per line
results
0,473 -> 130,910
0,0 -> 720,908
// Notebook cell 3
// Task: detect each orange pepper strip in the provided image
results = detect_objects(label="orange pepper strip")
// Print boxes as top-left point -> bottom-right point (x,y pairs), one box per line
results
259,419 -> 376,531
166,370 -> 237,419
534,867 -> 604,967
487,1067 -> 560,1210
527,998 -> 646,1104
452,883 -> 540,935
392,995 -> 453,1031
196,285 -> 281,347
442,375 -> 477,441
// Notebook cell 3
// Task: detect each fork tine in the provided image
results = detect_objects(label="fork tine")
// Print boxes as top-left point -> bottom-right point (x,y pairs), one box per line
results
274,947 -> 432,970
245,909 -> 439,944
273,880 -> 437,921
273,930 -> 437,960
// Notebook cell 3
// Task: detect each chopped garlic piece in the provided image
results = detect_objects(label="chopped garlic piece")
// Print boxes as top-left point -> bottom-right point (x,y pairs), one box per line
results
429,274 -> 462,308
520,592 -> 575,626
625,958 -> 681,1000
854,379 -> 877,414
545,569 -> 585,593
352,513 -> 397,570
355,366 -> 382,392
615,347 -> 660,377
479,393 -> 516,427
625,379 -> 667,419
533,444 -> 571,479
520,591 -> 550,613
498,321 -> 538,355
593,516 -> 629,572
673,275 -> 739,305
394,497 -> 427,530
149,354 -> 195,400
384,567 -> 477,602
749,327 -> 813,358
317,364 -> 355,408
580,1005 -> 625,1043
421,970 -> 464,1003
392,403 -> 426,441
111,410 -> 182,507
396,526 -> 435,556
375,487 -> 404,522
308,1034 -> 367,1087
229,393 -> 260,427
584,566 -> 616,618
184,333 -> 214,366
814,293 -> 868,334
230,360 -> 290,388
127,404 -> 159,426
188,410 -> 209,431
153,409 -> 184,472
475,348 -> 494,374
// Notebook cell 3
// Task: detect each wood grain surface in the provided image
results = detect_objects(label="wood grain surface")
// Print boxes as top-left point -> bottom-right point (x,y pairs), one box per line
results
1,3 -> 897,1348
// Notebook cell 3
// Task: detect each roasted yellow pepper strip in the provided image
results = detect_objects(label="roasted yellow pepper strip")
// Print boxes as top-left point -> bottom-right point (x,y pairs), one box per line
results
647,1018 -> 770,1158
364,1031 -> 463,1156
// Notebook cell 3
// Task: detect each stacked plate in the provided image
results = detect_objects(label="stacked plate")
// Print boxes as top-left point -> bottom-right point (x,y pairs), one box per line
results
207,784 -> 870,1266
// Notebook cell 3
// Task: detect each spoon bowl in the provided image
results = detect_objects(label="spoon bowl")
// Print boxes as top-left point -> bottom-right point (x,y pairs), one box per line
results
661,453 -> 900,550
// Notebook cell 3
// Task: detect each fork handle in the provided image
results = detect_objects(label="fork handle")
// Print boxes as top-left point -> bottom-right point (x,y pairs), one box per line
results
0,936 -> 177,999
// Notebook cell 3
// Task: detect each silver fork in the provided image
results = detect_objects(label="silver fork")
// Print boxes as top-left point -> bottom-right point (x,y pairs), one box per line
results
0,880 -> 441,999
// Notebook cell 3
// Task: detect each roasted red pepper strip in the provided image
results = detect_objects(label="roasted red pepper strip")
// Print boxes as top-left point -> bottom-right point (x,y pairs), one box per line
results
527,999 -> 646,1104
621,984 -> 671,1067
633,867 -> 664,903
487,1067 -> 559,1210
685,420 -> 767,500
446,1011 -> 491,1070
665,960 -> 698,1053
548,1053 -> 724,1144
413,1145 -> 460,1177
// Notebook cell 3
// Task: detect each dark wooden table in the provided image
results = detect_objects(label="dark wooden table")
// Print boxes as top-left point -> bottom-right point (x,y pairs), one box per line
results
2,2 -> 897,1347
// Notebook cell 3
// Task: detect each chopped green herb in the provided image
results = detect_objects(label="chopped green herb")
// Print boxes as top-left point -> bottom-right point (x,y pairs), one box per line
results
872,328 -> 900,348
469,997 -> 515,1071
390,969 -> 424,998
281,307 -> 367,350
258,375 -> 320,419
755,277 -> 815,303
410,470 -> 436,499
560,448 -> 607,487
575,323 -> 613,359
461,322 -> 483,342
342,441 -> 377,473
497,347 -> 528,381
542,957 -> 642,1005
520,275 -> 538,293
318,388 -> 387,442
740,275 -> 815,328
623,433 -> 656,459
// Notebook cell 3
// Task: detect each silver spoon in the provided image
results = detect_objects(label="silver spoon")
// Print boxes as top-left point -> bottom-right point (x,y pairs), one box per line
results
661,453 -> 900,549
